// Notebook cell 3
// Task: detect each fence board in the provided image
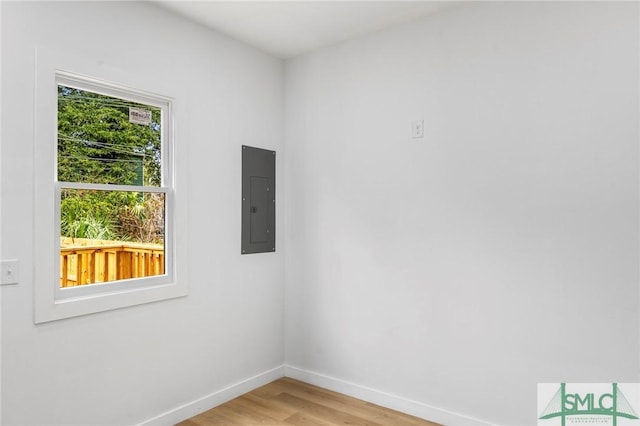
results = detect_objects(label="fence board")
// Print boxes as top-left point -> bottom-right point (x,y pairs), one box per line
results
60,238 -> 164,287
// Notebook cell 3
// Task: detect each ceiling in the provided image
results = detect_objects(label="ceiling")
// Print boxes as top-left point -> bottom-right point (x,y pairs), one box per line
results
156,1 -> 461,59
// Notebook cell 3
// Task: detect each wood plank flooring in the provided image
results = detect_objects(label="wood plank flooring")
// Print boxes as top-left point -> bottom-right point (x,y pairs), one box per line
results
177,377 -> 441,426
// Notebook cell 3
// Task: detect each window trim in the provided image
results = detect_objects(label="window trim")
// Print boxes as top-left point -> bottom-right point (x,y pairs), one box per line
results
34,48 -> 187,323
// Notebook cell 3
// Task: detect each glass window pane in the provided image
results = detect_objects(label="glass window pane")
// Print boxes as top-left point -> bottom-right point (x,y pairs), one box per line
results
60,188 -> 165,287
57,85 -> 162,186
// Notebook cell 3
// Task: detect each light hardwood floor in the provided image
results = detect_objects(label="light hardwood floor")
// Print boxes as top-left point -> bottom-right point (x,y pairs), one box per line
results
177,377 -> 441,426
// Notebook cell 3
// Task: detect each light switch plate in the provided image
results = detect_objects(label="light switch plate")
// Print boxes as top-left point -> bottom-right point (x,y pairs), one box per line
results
1,260 -> 19,285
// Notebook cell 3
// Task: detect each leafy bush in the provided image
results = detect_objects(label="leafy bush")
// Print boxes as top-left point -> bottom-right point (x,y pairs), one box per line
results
118,193 -> 164,243
60,192 -> 116,240
60,189 -> 164,243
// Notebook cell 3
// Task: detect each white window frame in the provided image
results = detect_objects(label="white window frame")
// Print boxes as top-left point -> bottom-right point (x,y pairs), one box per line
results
34,48 -> 187,323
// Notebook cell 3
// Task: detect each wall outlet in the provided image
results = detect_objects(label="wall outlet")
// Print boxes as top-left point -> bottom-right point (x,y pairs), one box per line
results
412,120 -> 424,138
1,260 -> 19,285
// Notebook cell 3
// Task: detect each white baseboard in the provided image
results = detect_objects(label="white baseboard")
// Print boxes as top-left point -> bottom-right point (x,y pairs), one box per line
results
138,365 -> 285,426
284,365 -> 494,426
138,364 -> 493,426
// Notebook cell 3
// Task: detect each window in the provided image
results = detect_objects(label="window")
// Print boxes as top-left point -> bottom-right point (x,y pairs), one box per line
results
57,77 -> 168,289
35,49 -> 187,323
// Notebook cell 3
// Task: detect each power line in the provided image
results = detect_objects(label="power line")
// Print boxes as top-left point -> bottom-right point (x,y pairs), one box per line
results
59,154 -> 143,164
58,91 -> 161,112
58,134 -> 152,157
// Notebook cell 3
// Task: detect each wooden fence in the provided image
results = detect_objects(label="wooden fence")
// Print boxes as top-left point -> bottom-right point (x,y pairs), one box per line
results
60,237 -> 164,287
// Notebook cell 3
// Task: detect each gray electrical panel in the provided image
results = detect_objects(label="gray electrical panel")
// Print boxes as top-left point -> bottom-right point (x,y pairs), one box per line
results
242,145 -> 275,254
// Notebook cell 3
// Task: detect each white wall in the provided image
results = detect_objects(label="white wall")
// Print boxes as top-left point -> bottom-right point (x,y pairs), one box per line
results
0,1 -> 3,423
284,2 -> 639,425
1,2 -> 284,425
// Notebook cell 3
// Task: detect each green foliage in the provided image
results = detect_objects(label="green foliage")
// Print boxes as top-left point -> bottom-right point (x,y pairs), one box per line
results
57,86 -> 162,186
60,189 -> 164,243
58,86 -> 164,243
118,193 -> 165,243
60,191 -> 117,240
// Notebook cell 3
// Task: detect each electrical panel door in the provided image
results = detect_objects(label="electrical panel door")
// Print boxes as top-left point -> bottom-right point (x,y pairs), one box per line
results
242,145 -> 275,254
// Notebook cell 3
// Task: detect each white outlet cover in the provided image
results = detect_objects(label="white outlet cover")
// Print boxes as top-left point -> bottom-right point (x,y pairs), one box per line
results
412,120 -> 424,138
